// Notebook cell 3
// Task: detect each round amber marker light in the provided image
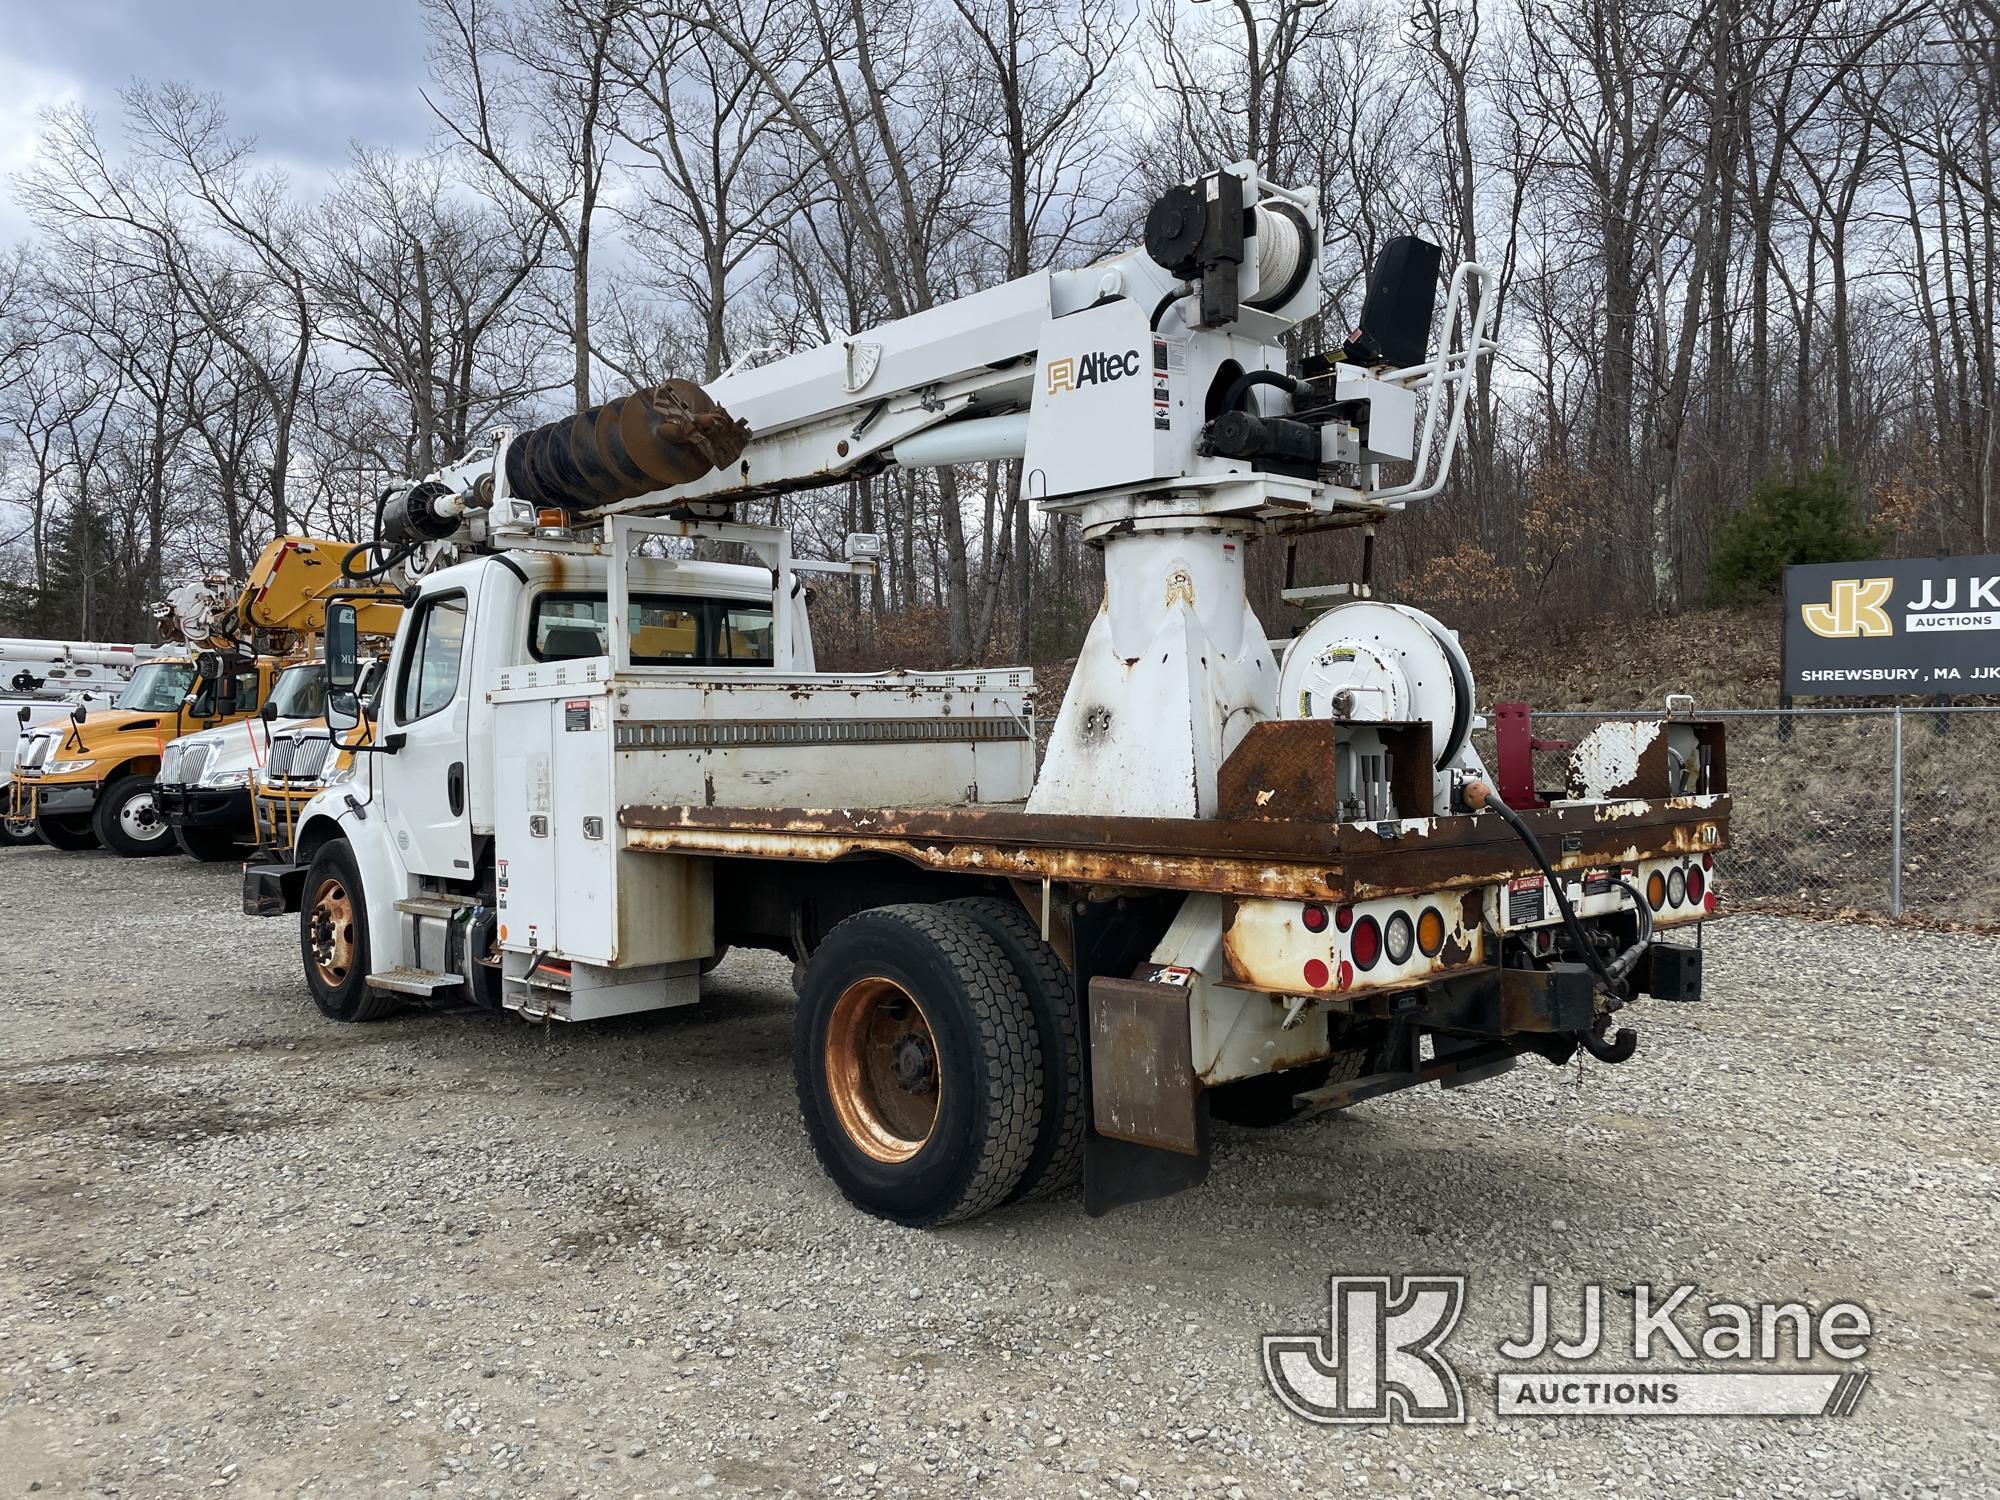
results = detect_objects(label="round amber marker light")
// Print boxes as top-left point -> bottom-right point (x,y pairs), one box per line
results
1416,907 -> 1446,958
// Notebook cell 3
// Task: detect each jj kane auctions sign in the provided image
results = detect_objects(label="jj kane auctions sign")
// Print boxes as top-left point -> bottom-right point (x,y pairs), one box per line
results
1783,555 -> 2000,696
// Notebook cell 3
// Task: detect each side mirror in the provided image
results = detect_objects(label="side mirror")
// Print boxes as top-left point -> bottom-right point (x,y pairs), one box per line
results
327,688 -> 361,735
15,705 -> 28,728
216,672 -> 240,717
326,603 -> 361,692
261,701 -> 278,723
70,703 -> 87,726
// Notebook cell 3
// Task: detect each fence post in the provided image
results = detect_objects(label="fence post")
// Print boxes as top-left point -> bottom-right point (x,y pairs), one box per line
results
1890,707 -> 1904,919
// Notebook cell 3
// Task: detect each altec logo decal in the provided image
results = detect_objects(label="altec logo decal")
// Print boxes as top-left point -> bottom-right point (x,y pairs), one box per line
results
1047,348 -> 1141,394
1801,578 -> 1893,638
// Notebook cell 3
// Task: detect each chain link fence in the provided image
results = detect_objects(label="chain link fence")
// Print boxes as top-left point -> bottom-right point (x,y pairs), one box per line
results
1481,706 -> 2000,926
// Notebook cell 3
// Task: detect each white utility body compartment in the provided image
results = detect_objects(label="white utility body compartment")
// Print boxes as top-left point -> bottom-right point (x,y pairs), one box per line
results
487,655 -> 1034,1017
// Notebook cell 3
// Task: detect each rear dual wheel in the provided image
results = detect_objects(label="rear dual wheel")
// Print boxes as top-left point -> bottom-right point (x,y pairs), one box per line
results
795,903 -> 1075,1227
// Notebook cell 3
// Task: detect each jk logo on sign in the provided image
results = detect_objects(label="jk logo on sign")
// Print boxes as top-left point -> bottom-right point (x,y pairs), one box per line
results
1800,578 -> 1893,638
1263,1276 -> 1466,1424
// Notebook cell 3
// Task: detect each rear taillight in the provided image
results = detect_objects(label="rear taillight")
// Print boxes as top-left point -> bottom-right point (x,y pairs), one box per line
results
1646,871 -> 1667,910
1350,915 -> 1382,970
1301,903 -> 1329,933
1335,904 -> 1355,933
1666,867 -> 1686,907
1384,911 -> 1415,965
1685,865 -> 1706,905
1416,906 -> 1446,958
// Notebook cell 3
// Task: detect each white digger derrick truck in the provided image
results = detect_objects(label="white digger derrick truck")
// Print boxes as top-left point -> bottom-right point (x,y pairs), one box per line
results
248,162 -> 1728,1225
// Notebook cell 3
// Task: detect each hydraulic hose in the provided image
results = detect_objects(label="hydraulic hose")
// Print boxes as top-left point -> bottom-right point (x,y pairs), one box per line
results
1464,781 -> 1627,1000
1219,368 -> 1303,415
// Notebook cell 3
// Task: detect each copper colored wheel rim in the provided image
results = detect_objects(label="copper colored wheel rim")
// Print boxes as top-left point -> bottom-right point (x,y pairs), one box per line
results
824,977 -> 941,1163
308,877 -> 356,987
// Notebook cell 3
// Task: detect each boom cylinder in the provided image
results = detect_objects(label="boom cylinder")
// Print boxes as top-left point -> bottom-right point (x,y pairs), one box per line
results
503,379 -> 751,514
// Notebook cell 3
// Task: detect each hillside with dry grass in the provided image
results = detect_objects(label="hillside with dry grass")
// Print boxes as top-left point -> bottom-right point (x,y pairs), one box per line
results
1462,606 -> 1786,710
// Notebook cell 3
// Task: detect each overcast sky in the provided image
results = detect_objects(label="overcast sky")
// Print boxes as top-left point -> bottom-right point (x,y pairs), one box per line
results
0,0 -> 435,243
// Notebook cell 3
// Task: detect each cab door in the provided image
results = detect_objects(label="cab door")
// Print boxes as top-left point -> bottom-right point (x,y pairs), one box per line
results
379,582 -> 477,878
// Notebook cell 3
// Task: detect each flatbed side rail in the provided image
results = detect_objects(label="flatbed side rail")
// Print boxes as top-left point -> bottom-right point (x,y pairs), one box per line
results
619,797 -> 1729,904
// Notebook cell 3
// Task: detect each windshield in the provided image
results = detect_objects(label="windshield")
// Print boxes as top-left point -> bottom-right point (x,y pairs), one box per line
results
116,661 -> 197,713
267,664 -> 326,720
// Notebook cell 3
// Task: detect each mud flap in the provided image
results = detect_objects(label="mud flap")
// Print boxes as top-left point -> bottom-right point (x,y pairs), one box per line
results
1084,973 -> 1212,1216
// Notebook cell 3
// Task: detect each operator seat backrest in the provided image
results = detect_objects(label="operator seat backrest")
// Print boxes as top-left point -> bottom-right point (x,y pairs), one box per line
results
540,624 -> 606,661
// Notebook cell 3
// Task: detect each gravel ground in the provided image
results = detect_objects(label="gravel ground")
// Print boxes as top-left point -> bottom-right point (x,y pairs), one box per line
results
0,846 -> 1995,1500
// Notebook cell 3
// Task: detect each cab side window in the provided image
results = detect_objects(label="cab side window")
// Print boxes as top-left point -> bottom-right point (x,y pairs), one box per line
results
397,594 -> 470,724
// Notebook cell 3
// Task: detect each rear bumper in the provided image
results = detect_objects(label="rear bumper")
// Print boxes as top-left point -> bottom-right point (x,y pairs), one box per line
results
243,859 -> 307,917
156,784 -> 251,829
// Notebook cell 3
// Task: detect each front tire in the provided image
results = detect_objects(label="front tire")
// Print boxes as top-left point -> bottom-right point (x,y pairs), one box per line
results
794,905 -> 1043,1227
1,802 -> 41,846
35,814 -> 99,851
175,825 -> 244,862
93,776 -> 176,857
301,840 -> 400,1023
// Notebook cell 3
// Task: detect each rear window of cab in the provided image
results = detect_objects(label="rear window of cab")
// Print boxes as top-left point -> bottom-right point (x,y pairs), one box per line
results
528,592 -> 775,668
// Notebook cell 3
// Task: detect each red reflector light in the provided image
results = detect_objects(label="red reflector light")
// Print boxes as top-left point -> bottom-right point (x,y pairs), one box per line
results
1702,852 -> 1714,870
1686,866 -> 1706,905
1302,903 -> 1329,933
1704,892 -> 1717,914
1350,915 -> 1382,970
1303,958 -> 1330,988
1335,904 -> 1355,933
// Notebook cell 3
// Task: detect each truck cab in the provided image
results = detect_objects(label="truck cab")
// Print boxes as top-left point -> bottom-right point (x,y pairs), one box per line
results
248,545 -> 835,1003
250,659 -> 387,862
13,654 -> 279,855
155,658 -> 330,861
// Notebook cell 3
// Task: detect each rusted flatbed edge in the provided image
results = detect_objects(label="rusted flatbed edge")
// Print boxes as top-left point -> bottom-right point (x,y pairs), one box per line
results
620,798 -> 1730,903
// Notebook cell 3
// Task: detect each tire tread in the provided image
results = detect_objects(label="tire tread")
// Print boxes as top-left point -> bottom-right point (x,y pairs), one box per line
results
945,896 -> 1084,1201
796,903 -> 1042,1226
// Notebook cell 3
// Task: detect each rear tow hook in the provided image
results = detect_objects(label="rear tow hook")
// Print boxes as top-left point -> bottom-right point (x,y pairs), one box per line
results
1579,1022 -> 1639,1064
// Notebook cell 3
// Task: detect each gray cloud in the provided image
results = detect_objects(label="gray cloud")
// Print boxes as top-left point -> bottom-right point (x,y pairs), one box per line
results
3,0 -> 435,236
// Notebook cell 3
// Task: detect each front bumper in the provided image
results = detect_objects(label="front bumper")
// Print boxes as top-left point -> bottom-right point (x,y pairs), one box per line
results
155,783 -> 252,830
243,859 -> 308,916
20,780 -> 97,819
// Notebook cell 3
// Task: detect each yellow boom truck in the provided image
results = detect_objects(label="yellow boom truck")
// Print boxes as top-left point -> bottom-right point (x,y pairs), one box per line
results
11,537 -> 401,855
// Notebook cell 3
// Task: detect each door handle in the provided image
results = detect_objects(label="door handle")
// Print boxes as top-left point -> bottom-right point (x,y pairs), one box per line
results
447,761 -> 465,817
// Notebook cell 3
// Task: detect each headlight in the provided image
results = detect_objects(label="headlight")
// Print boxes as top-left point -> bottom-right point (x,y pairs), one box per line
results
203,770 -> 251,789
44,758 -> 96,774
324,763 -> 357,786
